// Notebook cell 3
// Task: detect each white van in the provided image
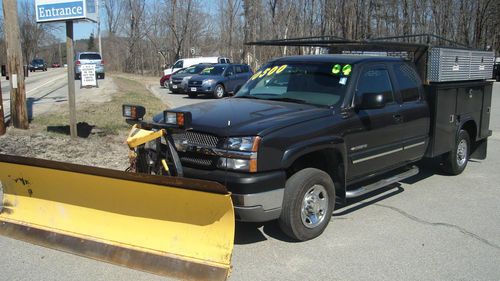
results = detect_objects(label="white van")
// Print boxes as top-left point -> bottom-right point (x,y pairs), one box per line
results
164,57 -> 231,75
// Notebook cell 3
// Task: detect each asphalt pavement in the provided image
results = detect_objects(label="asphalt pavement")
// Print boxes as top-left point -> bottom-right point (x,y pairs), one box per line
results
1,68 -> 68,121
0,82 -> 499,281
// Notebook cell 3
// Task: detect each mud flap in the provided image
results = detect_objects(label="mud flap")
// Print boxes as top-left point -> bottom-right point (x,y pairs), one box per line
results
0,155 -> 234,280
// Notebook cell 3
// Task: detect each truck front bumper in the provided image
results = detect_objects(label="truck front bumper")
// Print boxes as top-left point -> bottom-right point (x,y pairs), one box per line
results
183,167 -> 286,222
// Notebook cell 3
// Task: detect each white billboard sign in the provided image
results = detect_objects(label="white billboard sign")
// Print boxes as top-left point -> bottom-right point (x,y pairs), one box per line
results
36,0 -> 98,23
80,64 -> 97,88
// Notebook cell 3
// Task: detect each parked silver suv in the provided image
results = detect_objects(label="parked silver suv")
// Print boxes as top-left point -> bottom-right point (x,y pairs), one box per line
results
74,52 -> 105,80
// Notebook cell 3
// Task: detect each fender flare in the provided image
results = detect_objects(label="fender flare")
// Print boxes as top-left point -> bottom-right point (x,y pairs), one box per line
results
281,136 -> 348,189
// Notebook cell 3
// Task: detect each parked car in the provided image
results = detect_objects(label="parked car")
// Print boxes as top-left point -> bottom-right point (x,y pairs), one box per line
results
164,57 -> 231,76
160,68 -> 183,88
29,58 -> 47,72
74,52 -> 105,80
51,63 -> 61,68
187,64 -> 253,98
169,63 -> 214,93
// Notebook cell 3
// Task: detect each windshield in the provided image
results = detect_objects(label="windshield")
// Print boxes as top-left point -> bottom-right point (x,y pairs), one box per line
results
235,62 -> 353,107
80,53 -> 101,60
32,59 -> 44,64
184,64 -> 210,74
200,65 -> 226,75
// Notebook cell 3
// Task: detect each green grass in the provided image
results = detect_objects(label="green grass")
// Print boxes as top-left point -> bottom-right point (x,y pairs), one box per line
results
33,76 -> 166,136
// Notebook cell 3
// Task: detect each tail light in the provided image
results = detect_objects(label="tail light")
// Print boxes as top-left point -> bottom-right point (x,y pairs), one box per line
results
76,60 -> 81,65
101,59 -> 105,65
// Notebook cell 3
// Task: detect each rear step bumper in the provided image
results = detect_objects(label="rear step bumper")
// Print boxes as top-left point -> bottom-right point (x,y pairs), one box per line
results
346,166 -> 419,198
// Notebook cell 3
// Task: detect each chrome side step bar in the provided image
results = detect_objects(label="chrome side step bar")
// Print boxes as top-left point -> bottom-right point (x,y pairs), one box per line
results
346,166 -> 419,198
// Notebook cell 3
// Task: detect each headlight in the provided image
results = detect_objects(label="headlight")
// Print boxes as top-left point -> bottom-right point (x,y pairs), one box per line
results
183,76 -> 192,81
163,110 -> 192,129
122,104 -> 146,120
224,136 -> 260,151
218,136 -> 260,172
203,79 -> 216,85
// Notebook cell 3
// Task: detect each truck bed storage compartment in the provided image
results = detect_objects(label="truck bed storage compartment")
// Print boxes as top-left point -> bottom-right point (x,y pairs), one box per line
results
424,80 -> 493,158
426,48 -> 494,82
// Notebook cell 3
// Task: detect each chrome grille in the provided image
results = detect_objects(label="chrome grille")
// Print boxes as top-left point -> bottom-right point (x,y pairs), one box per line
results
172,131 -> 220,147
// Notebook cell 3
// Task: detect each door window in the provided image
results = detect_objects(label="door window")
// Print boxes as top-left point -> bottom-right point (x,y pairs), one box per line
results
393,63 -> 420,102
173,60 -> 183,69
235,65 -> 243,74
356,68 -> 394,104
225,66 -> 234,76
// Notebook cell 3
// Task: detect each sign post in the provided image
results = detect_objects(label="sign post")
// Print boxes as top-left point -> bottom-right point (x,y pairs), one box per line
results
35,0 -> 98,139
66,20 -> 77,138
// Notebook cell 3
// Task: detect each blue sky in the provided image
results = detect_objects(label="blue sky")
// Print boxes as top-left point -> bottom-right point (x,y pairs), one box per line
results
1,0 -> 218,41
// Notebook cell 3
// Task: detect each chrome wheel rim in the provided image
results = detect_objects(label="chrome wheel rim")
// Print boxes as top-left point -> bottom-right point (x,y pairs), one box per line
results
216,86 -> 224,98
301,184 -> 329,228
457,139 -> 467,166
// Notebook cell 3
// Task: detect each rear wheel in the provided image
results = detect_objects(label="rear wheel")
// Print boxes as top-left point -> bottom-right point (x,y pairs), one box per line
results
442,129 -> 470,175
279,168 -> 335,241
213,84 -> 225,99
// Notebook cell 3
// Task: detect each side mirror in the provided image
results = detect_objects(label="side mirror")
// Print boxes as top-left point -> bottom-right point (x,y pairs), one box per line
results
356,92 -> 386,110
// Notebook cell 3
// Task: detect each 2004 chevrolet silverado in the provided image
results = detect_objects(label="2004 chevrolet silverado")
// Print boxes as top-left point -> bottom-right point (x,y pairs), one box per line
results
123,53 -> 492,241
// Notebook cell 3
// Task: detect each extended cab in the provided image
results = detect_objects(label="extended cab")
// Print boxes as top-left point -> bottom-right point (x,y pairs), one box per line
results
125,53 -> 492,241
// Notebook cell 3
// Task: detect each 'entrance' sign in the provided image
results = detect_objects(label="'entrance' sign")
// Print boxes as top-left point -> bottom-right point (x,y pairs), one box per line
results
36,0 -> 97,23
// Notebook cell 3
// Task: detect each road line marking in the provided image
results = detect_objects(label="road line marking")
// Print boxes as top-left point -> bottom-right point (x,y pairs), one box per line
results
26,74 -> 67,95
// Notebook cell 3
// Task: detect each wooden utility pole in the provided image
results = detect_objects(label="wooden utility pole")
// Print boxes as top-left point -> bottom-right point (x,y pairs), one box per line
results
2,0 -> 28,129
0,79 -> 5,136
66,21 -> 77,138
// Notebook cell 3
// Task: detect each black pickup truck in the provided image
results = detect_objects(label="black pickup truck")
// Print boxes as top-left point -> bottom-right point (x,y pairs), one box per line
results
123,53 -> 492,241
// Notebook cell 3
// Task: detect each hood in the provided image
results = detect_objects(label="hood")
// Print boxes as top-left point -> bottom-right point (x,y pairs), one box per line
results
153,98 -> 331,136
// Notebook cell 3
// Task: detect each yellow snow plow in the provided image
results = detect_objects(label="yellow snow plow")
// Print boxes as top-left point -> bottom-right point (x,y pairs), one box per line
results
0,154 -> 235,280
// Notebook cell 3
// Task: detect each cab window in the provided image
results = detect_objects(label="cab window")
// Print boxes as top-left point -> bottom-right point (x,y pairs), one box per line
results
173,60 -> 183,69
393,63 -> 420,102
356,68 -> 394,104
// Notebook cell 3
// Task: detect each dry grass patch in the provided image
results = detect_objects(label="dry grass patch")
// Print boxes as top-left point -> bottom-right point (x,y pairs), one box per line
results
33,76 -> 166,136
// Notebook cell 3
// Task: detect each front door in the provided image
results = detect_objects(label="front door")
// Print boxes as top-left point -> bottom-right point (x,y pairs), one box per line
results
344,64 -> 405,182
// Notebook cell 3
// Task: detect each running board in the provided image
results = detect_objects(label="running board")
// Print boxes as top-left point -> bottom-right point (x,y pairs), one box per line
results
346,166 -> 419,198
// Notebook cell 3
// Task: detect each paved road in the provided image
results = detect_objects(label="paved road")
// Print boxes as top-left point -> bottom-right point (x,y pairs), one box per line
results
1,68 -> 114,122
0,82 -> 499,281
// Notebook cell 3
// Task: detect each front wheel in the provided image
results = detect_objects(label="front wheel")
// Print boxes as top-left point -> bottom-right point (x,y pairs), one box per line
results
213,84 -> 225,99
279,168 -> 336,241
188,92 -> 197,98
442,129 -> 470,175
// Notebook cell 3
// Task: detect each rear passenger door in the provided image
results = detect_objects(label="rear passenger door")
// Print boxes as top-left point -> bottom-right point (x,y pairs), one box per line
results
345,64 -> 406,180
391,62 -> 430,161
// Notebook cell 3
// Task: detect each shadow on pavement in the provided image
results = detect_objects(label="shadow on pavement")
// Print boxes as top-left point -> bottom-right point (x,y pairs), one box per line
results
47,122 -> 95,138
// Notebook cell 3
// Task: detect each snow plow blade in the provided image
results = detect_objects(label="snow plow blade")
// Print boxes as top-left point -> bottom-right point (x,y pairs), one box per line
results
0,154 -> 234,280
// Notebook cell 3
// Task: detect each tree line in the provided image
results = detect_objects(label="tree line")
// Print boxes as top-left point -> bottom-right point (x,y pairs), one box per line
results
1,0 -> 499,75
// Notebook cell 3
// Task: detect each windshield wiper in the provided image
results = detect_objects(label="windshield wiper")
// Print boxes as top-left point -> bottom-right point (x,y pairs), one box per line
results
268,97 -> 307,104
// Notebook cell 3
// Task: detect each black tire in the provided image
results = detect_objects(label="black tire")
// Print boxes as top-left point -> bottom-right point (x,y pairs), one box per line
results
442,129 -> 470,175
75,73 -> 80,80
213,84 -> 225,99
163,80 -> 169,88
188,92 -> 197,98
278,168 -> 336,241
100,73 -> 105,79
